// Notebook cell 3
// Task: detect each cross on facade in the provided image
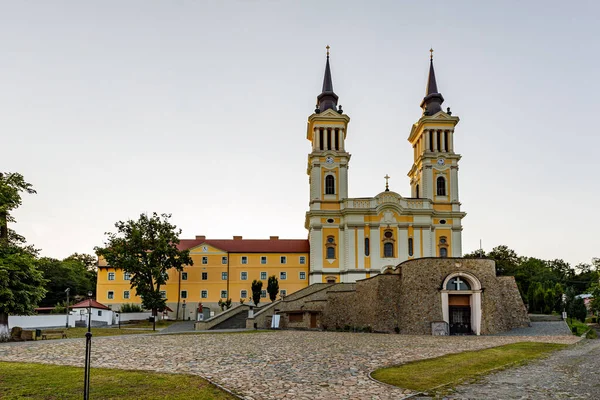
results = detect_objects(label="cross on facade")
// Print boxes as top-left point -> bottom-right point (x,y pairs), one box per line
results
384,174 -> 390,191
452,277 -> 464,290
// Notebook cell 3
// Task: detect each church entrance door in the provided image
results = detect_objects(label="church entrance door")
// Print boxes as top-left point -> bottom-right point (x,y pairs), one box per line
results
449,294 -> 472,335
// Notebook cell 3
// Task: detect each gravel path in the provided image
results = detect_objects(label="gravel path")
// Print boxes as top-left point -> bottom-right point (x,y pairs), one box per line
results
0,331 -> 579,399
415,339 -> 600,400
492,321 -> 572,336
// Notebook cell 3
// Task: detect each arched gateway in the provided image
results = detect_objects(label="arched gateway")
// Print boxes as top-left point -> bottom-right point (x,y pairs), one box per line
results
441,272 -> 482,335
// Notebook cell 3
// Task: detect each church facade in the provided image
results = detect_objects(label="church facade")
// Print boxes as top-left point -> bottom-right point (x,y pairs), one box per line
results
96,51 -> 529,336
306,50 -> 465,284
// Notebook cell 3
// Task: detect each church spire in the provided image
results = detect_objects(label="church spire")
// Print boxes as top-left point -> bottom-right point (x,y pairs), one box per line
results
316,45 -> 339,113
420,49 -> 444,116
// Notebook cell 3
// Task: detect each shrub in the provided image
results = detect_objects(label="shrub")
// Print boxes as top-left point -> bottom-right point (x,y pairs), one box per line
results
120,303 -> 144,313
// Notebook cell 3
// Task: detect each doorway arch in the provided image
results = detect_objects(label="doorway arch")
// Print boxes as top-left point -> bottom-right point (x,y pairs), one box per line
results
441,272 -> 482,335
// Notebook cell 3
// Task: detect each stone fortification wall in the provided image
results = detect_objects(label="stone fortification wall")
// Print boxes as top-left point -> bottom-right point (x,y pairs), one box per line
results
497,276 -> 530,330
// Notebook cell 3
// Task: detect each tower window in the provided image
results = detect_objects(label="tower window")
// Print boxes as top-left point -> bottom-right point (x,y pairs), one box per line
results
444,131 -> 449,152
437,131 -> 442,152
325,175 -> 335,195
408,238 -> 414,256
327,128 -> 332,150
436,176 -> 446,196
326,246 -> 336,259
384,242 -> 394,258
440,247 -> 448,258
364,238 -> 370,256
319,128 -> 324,151
334,128 -> 339,150
429,131 -> 434,151
416,184 -> 419,199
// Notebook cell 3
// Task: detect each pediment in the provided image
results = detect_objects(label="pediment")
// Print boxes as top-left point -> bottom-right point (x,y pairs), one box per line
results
188,243 -> 227,254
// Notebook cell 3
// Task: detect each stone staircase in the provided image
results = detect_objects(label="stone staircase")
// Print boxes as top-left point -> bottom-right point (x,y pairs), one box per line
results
210,310 -> 248,330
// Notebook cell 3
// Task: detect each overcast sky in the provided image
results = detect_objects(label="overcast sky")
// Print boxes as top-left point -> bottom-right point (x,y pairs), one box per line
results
3,1 -> 599,267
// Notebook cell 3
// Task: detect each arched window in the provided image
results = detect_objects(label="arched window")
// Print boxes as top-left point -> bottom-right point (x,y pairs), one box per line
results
440,247 -> 448,258
364,238 -> 370,256
436,176 -> 446,196
384,242 -> 394,258
326,246 -> 335,259
325,175 -> 335,195
416,184 -> 420,199
408,238 -> 414,256
446,276 -> 470,290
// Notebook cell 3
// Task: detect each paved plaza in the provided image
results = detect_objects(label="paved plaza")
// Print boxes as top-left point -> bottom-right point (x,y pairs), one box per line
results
0,331 -> 580,399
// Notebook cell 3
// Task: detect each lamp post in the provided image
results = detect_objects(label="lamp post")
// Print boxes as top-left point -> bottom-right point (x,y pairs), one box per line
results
83,290 -> 93,400
65,288 -> 70,329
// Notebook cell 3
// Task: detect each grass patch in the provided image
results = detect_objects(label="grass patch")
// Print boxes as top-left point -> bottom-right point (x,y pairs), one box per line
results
567,319 -> 591,337
0,361 -> 236,400
371,342 -> 567,393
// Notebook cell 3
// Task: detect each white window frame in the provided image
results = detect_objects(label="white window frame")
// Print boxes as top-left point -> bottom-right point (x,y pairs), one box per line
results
160,290 -> 167,299
280,256 -> 287,264
123,272 -> 131,280
202,256 -> 208,265
299,256 -> 306,264
222,272 -> 228,280
108,272 -> 115,281
123,290 -> 130,299
280,289 -> 287,297
181,290 -> 187,299
201,290 -> 208,299
201,272 -> 208,280
107,291 -> 114,299
220,290 -> 228,299
222,256 -> 228,265
240,271 -> 248,281
260,271 -> 267,280
181,272 -> 188,281
280,271 -> 287,280
241,290 -> 247,299
260,289 -> 267,298
261,256 -> 267,264
241,256 -> 248,264
299,271 -> 306,280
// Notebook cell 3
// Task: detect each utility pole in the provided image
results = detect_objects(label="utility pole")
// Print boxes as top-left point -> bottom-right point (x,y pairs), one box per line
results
65,288 -> 70,328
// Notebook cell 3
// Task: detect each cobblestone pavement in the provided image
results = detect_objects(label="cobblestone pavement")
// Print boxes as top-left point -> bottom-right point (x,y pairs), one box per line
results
415,339 -> 600,400
0,331 -> 580,400
492,321 -> 572,336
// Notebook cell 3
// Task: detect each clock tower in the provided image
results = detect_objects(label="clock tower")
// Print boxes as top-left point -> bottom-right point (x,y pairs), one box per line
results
305,48 -> 350,283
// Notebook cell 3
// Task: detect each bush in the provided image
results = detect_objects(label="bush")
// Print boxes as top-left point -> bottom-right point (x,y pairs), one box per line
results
587,329 -> 598,339
120,303 -> 144,313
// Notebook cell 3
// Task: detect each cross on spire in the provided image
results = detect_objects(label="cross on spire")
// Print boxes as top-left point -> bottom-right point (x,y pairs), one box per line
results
326,45 -> 330,58
384,174 -> 390,192
430,48 -> 434,60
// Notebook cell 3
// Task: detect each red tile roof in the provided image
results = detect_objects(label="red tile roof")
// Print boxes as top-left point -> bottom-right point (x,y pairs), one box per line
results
71,299 -> 111,310
177,238 -> 309,253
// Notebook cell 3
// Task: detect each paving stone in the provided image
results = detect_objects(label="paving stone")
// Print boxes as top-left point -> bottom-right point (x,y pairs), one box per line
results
0,331 -> 579,399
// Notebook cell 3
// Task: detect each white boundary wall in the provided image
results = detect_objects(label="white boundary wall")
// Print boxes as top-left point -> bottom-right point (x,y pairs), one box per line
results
9,314 -> 76,329
119,312 -> 152,322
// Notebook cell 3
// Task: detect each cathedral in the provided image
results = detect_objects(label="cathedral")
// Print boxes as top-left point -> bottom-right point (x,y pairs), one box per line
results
97,49 -> 476,319
306,48 -> 465,284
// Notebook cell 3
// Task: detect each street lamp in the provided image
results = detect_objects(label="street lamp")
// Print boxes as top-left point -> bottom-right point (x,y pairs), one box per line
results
64,288 -> 70,329
83,290 -> 93,400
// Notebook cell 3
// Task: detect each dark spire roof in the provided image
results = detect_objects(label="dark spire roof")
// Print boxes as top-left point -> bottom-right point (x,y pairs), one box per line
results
420,49 -> 444,116
316,46 -> 339,113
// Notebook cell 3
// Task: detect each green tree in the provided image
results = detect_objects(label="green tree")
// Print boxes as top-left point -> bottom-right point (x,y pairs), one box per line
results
267,275 -> 279,302
553,283 -> 565,313
95,213 -> 192,331
36,256 -> 96,307
0,246 -> 47,340
251,280 -> 263,307
0,173 -> 46,341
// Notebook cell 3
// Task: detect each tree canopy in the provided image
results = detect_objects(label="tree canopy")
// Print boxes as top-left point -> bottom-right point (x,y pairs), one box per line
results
36,255 -> 97,307
267,275 -> 279,302
95,213 -> 192,330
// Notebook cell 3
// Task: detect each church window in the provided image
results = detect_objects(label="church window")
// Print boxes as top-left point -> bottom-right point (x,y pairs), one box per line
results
440,248 -> 448,258
334,129 -> 339,150
446,276 -> 471,291
444,131 -> 449,151
437,176 -> 446,196
325,175 -> 335,195
202,272 -> 208,280
416,184 -> 420,199
327,218 -> 334,223
326,277 -> 336,283
327,236 -> 334,243
384,230 -> 393,239
326,246 -> 336,259
437,131 -> 442,151
319,129 -> 324,151
364,238 -> 370,256
429,131 -> 434,151
327,129 -> 332,150
440,237 -> 447,244
384,242 -> 394,258
408,238 -> 414,256
440,219 -> 446,225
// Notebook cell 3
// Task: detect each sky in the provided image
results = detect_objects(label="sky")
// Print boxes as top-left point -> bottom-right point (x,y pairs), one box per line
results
2,1 -> 599,267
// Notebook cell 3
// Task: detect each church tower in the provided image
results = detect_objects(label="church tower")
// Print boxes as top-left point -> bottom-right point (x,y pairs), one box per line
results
305,47 -> 350,284
407,51 -> 464,257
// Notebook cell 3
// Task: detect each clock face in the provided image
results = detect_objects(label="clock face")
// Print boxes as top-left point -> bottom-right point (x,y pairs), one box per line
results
325,156 -> 334,164
437,158 -> 445,166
